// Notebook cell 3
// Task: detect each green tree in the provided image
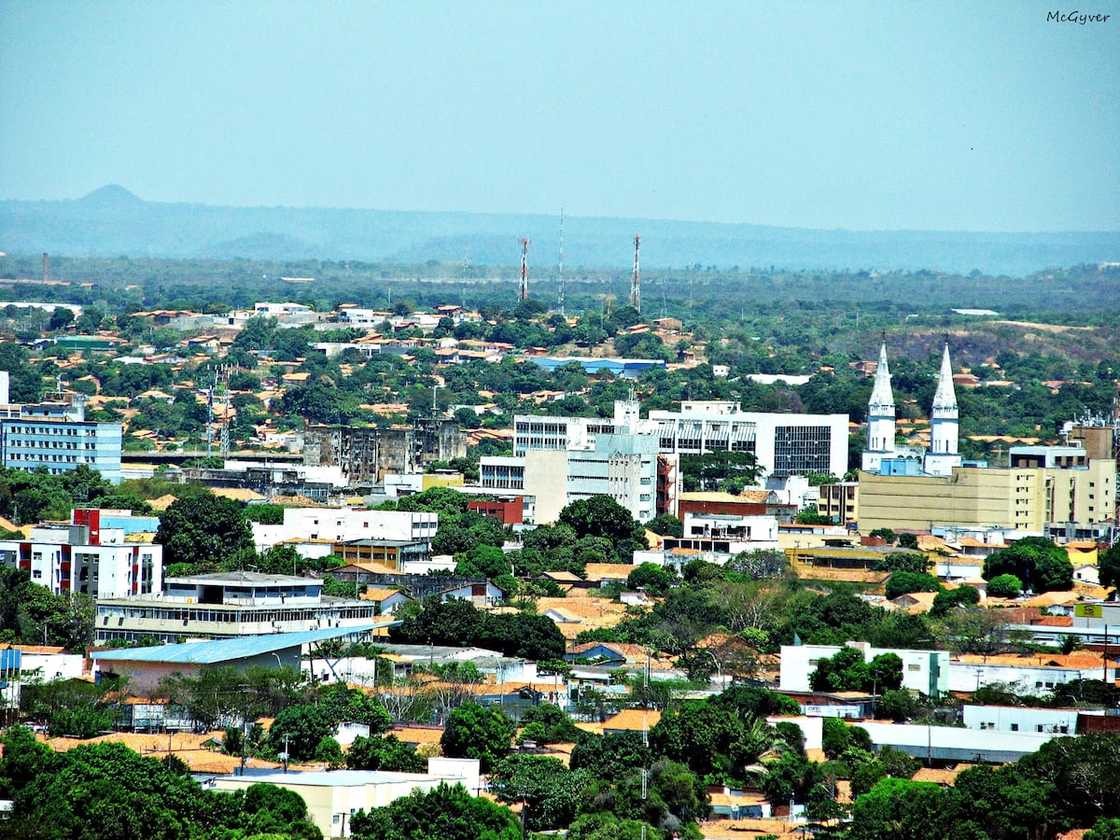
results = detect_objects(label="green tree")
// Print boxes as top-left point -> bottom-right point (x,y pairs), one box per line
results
570,732 -> 652,779
811,648 -> 902,692
517,702 -> 582,744
350,783 -> 520,840
268,704 -> 333,762
440,703 -> 515,772
1097,544 -> 1120,590
987,573 -> 1023,598
154,493 -> 253,570
626,562 -> 676,596
490,754 -> 592,831
346,735 -> 426,772
559,496 -> 647,556
983,537 -> 1073,593
885,571 -> 941,599
646,513 -> 683,538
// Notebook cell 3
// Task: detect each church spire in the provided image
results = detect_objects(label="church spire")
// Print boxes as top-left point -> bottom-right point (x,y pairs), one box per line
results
869,342 -> 895,416
932,343 -> 957,413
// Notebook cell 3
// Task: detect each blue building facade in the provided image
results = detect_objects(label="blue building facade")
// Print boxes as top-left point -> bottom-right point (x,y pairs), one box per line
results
1,418 -> 123,483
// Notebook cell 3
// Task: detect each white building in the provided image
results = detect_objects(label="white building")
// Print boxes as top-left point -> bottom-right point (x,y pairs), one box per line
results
94,571 -> 376,643
948,655 -> 1118,697
0,524 -> 162,599
251,507 -> 438,551
513,399 -> 848,483
650,511 -> 779,564
962,704 -> 1078,735
860,343 -> 961,477
856,720 -> 1070,763
779,642 -> 950,697
213,759 -> 481,838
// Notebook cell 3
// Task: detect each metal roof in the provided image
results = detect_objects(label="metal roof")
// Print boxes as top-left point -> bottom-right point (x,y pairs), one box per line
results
91,623 -> 393,665
165,571 -> 319,585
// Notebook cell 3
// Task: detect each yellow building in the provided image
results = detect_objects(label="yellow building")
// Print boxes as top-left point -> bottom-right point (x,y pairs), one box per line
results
856,458 -> 1115,533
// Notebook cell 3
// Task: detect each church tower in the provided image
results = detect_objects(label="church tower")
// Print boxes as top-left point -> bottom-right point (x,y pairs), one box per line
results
862,343 -> 897,472
924,343 -> 961,476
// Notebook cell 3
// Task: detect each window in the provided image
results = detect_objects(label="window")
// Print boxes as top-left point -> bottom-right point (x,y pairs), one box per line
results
1010,723 -> 1019,732
907,663 -> 920,672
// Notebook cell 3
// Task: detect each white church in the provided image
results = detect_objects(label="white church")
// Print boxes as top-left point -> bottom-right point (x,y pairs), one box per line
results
862,342 -> 962,477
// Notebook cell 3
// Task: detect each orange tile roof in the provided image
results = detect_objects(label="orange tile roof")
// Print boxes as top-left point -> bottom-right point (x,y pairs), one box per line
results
602,708 -> 661,732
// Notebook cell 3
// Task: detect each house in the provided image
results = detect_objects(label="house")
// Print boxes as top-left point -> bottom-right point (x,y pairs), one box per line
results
212,758 -> 481,838
948,651 -> 1119,697
962,704 -> 1079,735
359,587 -> 413,616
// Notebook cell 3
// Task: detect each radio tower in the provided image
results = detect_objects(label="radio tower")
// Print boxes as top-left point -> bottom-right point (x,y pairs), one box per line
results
518,237 -> 529,302
41,253 -> 49,283
557,209 -> 565,316
629,233 -> 641,313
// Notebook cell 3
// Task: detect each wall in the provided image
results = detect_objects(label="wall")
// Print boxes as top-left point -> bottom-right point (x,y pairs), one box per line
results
962,704 -> 1078,734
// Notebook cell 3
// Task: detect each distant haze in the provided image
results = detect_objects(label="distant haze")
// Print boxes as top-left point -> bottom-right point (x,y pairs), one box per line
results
0,185 -> 1117,275
0,1 -> 1117,234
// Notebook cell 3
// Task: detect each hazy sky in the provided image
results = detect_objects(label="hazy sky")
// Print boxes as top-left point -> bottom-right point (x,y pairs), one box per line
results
1,0 -> 1117,231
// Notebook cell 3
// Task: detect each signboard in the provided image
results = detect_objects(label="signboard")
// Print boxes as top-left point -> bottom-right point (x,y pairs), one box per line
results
1074,604 -> 1103,619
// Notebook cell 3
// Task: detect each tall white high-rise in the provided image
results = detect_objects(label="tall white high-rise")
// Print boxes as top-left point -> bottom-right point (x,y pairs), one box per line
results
924,343 -> 961,476
862,343 -> 898,471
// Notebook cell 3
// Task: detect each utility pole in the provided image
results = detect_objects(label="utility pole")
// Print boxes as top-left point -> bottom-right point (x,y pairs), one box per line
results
518,237 -> 530,302
630,233 -> 641,313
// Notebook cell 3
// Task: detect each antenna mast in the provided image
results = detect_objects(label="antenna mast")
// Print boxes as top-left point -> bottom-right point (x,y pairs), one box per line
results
518,237 -> 529,302
557,209 -> 565,316
629,234 -> 641,313
42,253 -> 49,283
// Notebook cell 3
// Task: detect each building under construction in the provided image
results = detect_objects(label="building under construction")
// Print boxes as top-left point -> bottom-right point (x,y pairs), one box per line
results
303,418 -> 467,484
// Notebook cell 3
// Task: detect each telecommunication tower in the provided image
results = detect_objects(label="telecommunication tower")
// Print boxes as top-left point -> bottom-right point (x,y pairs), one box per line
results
557,209 -> 565,316
629,234 -> 641,313
518,237 -> 529,302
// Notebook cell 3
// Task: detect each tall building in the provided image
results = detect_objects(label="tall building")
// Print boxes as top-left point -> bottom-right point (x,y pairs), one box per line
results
514,399 -> 848,482
303,418 -> 466,484
0,395 -> 122,483
481,431 -> 668,524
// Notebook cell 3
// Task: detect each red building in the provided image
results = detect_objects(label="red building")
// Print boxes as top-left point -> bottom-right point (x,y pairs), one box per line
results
467,497 -> 524,526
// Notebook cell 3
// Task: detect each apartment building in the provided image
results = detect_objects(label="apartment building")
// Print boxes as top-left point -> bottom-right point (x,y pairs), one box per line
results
660,511 -> 780,555
0,524 -> 162,598
94,571 -> 376,643
303,419 -> 466,484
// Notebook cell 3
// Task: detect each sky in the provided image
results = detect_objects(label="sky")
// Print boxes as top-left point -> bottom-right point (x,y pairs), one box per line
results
0,0 -> 1117,232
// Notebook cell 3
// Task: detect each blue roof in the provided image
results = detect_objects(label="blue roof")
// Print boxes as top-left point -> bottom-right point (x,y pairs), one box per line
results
91,623 -> 393,665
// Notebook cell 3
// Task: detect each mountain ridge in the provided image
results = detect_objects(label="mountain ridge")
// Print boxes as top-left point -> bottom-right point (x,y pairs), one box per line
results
1,186 -> 1117,275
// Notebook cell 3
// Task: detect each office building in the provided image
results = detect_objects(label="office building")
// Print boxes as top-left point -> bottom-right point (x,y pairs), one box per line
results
0,395 -> 122,483
482,431 -> 666,523
93,571 -> 376,643
856,446 -> 1115,533
513,398 -> 847,483
0,523 -> 162,598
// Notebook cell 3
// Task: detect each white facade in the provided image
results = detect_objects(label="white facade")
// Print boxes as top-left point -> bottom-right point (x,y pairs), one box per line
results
948,659 -> 1117,697
962,704 -> 1078,735
0,527 -> 162,598
862,343 -> 897,472
251,507 -> 438,550
779,642 -> 950,696
925,343 -> 962,476
857,720 -> 1070,762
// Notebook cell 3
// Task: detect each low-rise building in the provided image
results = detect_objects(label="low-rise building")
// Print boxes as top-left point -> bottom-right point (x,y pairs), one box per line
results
962,704 -> 1079,735
213,759 -> 481,838
948,651 -> 1119,697
252,506 -> 438,551
779,642 -> 950,697
94,571 -> 376,643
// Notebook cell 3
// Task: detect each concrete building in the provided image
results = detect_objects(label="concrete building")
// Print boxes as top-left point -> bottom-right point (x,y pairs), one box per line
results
949,652 -> 1119,697
482,431 -> 664,523
856,452 -> 1116,533
513,399 -> 848,482
963,704 -> 1078,735
0,524 -> 162,598
0,397 -> 122,482
93,571 -> 376,643
818,481 -> 859,526
303,419 -> 466,485
212,759 -> 481,838
659,511 -> 780,557
251,507 -> 438,551
856,720 -> 1070,762
779,642 -> 950,697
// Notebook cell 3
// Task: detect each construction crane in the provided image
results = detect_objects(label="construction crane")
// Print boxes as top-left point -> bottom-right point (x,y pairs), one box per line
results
629,234 -> 641,313
518,237 -> 529,302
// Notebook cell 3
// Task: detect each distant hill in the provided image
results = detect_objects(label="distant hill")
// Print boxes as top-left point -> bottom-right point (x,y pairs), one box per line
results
1,187 -> 1117,275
